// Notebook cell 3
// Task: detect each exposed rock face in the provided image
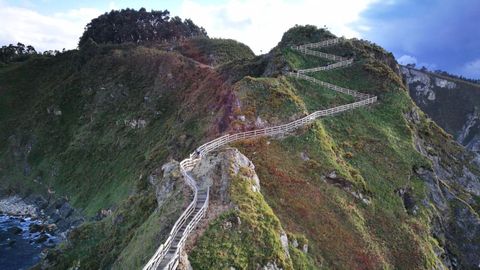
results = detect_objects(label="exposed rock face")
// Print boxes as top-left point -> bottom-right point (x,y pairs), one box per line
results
177,251 -> 193,270
322,170 -> 371,205
148,160 -> 184,208
182,147 -> 253,257
434,77 -> 456,89
395,187 -> 418,215
401,66 -> 480,157
123,118 -> 147,129
407,108 -> 480,269
457,109 -> 480,153
182,148 -> 255,256
259,262 -> 283,270
401,67 -> 437,103
279,230 -> 290,259
0,133 -> 85,234
191,147 -> 260,204
404,73 -> 480,269
186,148 -> 293,268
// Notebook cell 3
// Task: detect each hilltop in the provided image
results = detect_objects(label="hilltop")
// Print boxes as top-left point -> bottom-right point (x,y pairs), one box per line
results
0,10 -> 479,270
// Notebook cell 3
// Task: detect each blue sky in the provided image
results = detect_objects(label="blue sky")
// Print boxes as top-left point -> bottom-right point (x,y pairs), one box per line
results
355,0 -> 480,79
0,0 -> 478,79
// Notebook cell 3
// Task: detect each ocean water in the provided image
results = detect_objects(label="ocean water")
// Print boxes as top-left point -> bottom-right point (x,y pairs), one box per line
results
0,214 -> 58,270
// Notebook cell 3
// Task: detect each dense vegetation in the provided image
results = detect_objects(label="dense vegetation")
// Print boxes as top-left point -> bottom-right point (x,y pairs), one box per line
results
190,164 -> 295,269
0,41 -> 243,268
0,43 -> 68,66
79,8 -> 207,47
0,43 -> 37,63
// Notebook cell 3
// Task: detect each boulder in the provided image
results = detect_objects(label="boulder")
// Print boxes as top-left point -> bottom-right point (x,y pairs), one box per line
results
35,233 -> 49,244
29,223 -> 46,233
149,160 -> 183,208
8,226 -> 23,235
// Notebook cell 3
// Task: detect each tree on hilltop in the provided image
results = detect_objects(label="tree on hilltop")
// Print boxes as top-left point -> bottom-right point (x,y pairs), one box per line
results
79,8 -> 207,47
0,43 -> 38,63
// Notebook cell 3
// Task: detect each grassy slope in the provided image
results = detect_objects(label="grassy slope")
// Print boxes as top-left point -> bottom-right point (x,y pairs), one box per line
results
229,72 -> 355,131
176,37 -> 255,67
186,27 -> 450,269
0,48 -> 189,214
194,36 -> 480,266
224,35 -> 445,268
0,42 -> 245,268
2,27 -> 476,269
190,172 -> 293,269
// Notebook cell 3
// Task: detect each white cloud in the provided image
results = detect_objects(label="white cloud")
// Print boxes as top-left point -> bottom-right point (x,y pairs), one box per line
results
0,0 -> 380,54
397,54 -> 417,65
179,0 -> 380,54
397,55 -> 437,70
461,58 -> 480,79
0,2 -> 101,51
357,25 -> 372,32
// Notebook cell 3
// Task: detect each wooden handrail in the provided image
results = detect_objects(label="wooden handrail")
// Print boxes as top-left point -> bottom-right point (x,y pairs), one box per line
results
144,37 -> 377,270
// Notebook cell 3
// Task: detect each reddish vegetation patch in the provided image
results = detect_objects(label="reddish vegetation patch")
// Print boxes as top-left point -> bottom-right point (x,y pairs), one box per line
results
177,39 -> 212,66
236,139 -> 384,269
156,51 -> 236,137
187,70 -> 237,136
234,134 -> 431,269
365,211 -> 425,269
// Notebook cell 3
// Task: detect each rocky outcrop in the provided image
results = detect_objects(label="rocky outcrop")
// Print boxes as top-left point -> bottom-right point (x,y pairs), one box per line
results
0,194 -> 84,239
42,197 -> 84,233
0,133 -> 83,234
434,77 -> 456,89
259,261 -> 283,270
401,65 -> 480,158
395,187 -> 418,215
180,148 -> 253,268
123,118 -> 147,129
401,66 -> 437,103
184,147 -> 295,269
148,160 -> 184,208
457,109 -> 480,153
190,147 -> 260,204
322,171 -> 371,205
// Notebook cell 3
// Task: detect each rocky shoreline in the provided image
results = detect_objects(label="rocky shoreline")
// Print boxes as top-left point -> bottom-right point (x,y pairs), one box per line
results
0,194 -> 84,235
0,193 -> 84,269
0,196 -> 38,217
0,213 -> 59,270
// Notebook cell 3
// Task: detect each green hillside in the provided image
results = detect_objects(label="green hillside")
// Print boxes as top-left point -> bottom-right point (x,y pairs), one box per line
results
188,26 -> 480,269
0,41 -> 251,268
0,23 -> 479,269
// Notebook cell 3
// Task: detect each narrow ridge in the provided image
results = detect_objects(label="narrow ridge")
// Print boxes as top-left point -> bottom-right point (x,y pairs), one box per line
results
143,37 -> 377,270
